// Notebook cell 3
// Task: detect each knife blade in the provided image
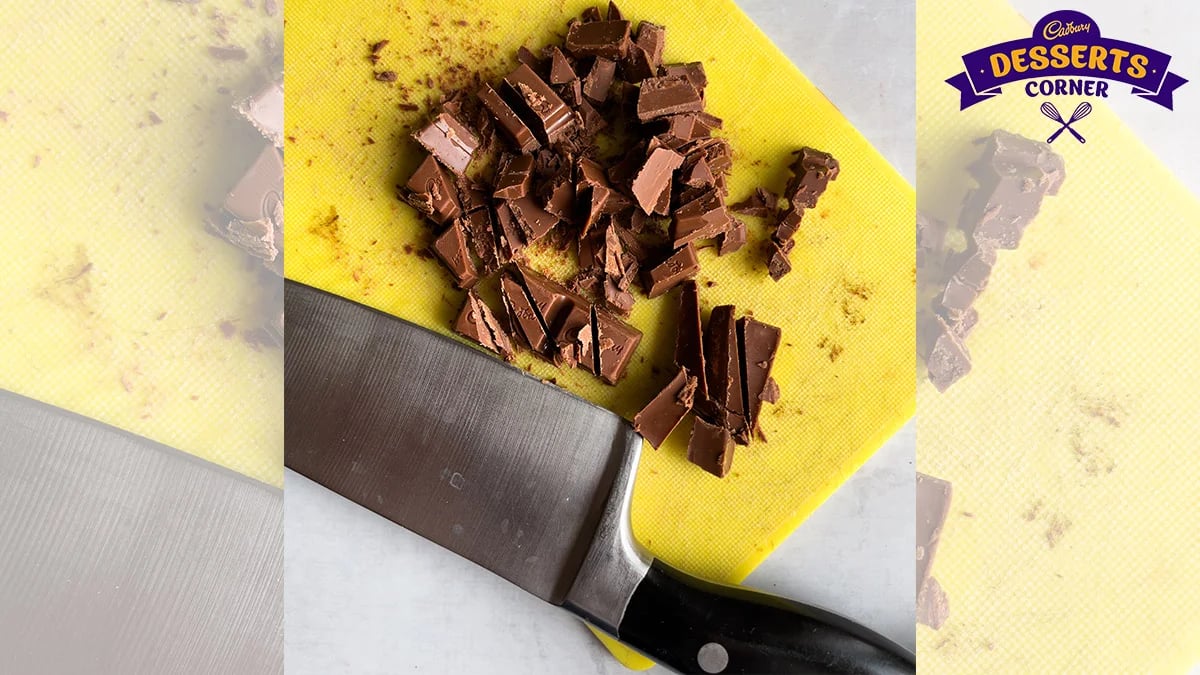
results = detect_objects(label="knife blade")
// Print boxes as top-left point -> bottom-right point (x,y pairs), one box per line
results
285,281 -> 914,674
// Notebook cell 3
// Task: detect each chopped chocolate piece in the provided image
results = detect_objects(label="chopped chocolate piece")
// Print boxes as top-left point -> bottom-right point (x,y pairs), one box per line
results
671,189 -> 731,248
704,305 -> 747,440
502,64 -> 575,144
413,112 -> 479,175
925,315 -> 970,392
500,274 -> 552,355
582,58 -> 617,104
547,46 -> 577,85
731,188 -> 779,218
680,156 -> 714,188
370,40 -> 389,55
211,145 -> 284,268
766,236 -> 794,281
674,279 -> 708,402
694,112 -> 723,134
557,77 -> 585,108
603,277 -> 635,315
235,80 -> 283,148
717,217 -> 747,256
494,154 -> 535,199
637,75 -> 703,121
786,147 -> 840,207
948,306 -> 978,340
541,176 -> 576,223
565,20 -> 632,59
576,313 -> 598,374
594,308 -> 642,384
687,417 -> 734,478
516,45 -> 540,71
577,99 -> 607,135
579,7 -> 602,23
661,62 -> 707,91
631,147 -> 684,215
631,23 -> 665,78
916,473 -> 952,595
508,195 -> 559,242
737,316 -> 781,437
960,130 -> 1064,250
455,178 -> 490,213
659,114 -> 710,143
692,137 -> 733,174
951,244 -> 996,292
939,277 -> 978,317
634,368 -> 697,449
606,0 -> 623,21
917,576 -> 950,630
374,70 -> 398,82
644,243 -> 699,298
463,208 -> 500,272
403,154 -> 461,225
916,211 -> 948,270
760,377 -> 780,404
478,83 -> 539,154
432,221 -> 479,289
454,289 -> 516,360
492,201 -> 525,263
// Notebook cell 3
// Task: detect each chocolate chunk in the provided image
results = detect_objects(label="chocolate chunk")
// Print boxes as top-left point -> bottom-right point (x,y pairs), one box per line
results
939,277 -> 978,316
606,0 -> 623,21
687,417 -> 733,478
951,244 -> 996,292
717,217 -> 747,256
704,305 -> 747,439
661,62 -> 707,91
672,188 -> 731,248
916,211 -> 948,271
925,315 -> 970,392
502,64 -> 576,144
209,45 -> 249,61
679,156 -> 715,188
631,147 -> 684,215
235,80 -> 283,147
644,243 -> 699,298
948,306 -> 978,339
917,576 -> 950,630
547,46 -> 577,85
603,278 -> 635,315
916,473 -> 952,596
514,265 -> 592,358
494,154 -> 535,199
579,7 -> 602,23
674,280 -> 708,402
565,20 -> 631,59
636,75 -> 703,122
633,368 -> 697,449
694,112 -> 723,135
760,377 -> 780,404
960,130 -> 1064,250
212,145 -> 283,267
594,308 -> 642,384
773,208 -> 803,243
737,316 -> 781,438
478,83 -> 539,154
403,154 -> 461,225
500,274 -> 552,355
582,58 -> 617,104
492,201 -> 525,263
432,221 -> 479,289
463,207 -> 500,272
621,21 -> 664,83
413,112 -> 479,175
454,289 -> 516,360
766,236 -> 794,281
374,70 -> 397,82
516,45 -> 541,71
659,114 -> 709,143
540,177 -> 576,223
786,147 -> 839,209
508,195 -> 558,242
731,188 -> 779,218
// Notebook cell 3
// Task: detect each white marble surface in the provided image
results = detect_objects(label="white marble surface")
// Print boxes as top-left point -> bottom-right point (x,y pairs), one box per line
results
285,1 -> 917,673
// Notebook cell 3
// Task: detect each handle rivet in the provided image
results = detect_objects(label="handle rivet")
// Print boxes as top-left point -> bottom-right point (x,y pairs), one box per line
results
697,642 -> 728,673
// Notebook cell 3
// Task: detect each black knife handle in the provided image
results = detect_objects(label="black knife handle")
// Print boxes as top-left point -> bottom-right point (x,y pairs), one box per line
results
617,561 -> 914,675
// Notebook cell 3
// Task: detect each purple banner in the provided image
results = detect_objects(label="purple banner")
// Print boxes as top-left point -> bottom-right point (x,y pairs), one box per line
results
947,10 -> 1187,109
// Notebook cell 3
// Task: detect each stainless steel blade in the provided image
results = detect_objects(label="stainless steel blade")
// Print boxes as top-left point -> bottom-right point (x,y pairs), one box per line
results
0,389 -> 283,674
284,282 -> 641,604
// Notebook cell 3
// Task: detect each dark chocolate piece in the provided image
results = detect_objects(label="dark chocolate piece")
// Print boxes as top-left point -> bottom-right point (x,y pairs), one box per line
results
502,64 -> 575,144
235,80 -> 283,148
374,70 -> 397,82
432,221 -> 479,289
786,147 -> 840,209
413,112 -> 479,175
478,83 -> 539,154
547,46 -> 577,85
494,154 -> 535,199
579,7 -> 602,23
454,289 -> 516,360
687,417 -> 733,478
674,280 -> 708,402
636,75 -> 703,121
671,189 -> 730,248
766,236 -> 794,281
516,45 -> 541,71
916,473 -> 952,596
594,308 -> 642,384
731,188 -> 779,218
403,154 -> 461,225
631,146 -> 684,215
633,368 -> 697,449
774,208 -> 803,243
606,0 -> 623,21
500,274 -> 551,355
644,243 -> 699,298
508,195 -> 559,241
622,21 -> 665,82
703,305 -> 747,439
661,62 -> 707,91
925,315 -> 970,392
917,576 -> 949,630
717,217 -> 747,256
737,316 -> 781,438
582,58 -> 617,104
565,20 -> 632,59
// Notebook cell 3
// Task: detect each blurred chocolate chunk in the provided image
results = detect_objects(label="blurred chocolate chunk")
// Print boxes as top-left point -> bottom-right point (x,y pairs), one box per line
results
925,315 -> 971,392
916,576 -> 949,630
916,473 -> 952,597
235,80 -> 283,148
961,130 -> 1064,250
210,145 -> 284,271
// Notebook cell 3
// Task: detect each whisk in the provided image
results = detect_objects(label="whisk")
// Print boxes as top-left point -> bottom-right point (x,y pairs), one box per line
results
1041,102 -> 1091,143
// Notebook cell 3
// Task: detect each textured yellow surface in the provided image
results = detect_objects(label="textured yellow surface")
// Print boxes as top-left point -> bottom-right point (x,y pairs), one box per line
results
918,1 -> 1200,672
285,0 -> 913,667
0,3 -> 283,486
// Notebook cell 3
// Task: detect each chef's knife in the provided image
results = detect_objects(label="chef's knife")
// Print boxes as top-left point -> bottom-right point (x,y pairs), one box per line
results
285,281 -> 914,675
0,389 -> 283,674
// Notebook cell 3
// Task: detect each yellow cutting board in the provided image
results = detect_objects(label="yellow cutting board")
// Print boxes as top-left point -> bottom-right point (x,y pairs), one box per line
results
918,1 -> 1200,672
285,0 -> 914,667
0,2 -> 282,486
